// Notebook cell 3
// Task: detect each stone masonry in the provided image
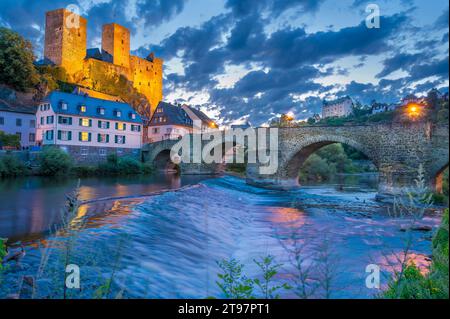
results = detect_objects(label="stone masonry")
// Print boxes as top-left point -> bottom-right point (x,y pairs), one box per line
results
44,8 -> 163,116
142,122 -> 449,199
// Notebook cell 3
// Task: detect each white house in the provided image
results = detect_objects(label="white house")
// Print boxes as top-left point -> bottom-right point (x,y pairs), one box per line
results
36,91 -> 143,162
148,102 -> 217,143
0,104 -> 36,148
322,96 -> 354,118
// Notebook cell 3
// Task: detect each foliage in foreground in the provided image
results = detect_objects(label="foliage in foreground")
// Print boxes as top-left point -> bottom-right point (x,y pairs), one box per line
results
383,209 -> 449,299
216,255 -> 290,299
382,167 -> 448,299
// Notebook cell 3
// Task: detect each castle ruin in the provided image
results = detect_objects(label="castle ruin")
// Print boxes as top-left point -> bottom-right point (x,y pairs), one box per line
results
44,8 -> 163,116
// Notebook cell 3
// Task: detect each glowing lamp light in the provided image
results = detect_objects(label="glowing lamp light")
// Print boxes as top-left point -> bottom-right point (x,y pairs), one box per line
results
285,112 -> 295,121
406,103 -> 422,119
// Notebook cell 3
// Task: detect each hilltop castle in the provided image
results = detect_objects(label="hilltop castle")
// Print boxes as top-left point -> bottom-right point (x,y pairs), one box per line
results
43,8 -> 163,116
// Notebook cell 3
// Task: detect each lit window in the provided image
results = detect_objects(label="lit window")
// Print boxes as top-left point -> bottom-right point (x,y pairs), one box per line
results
116,123 -> 126,131
80,105 -> 87,113
80,132 -> 89,142
81,118 -> 90,127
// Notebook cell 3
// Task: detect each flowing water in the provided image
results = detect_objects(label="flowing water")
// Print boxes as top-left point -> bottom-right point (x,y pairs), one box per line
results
0,173 -> 441,299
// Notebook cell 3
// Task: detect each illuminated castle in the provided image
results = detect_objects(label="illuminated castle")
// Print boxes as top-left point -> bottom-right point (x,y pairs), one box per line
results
43,8 -> 163,116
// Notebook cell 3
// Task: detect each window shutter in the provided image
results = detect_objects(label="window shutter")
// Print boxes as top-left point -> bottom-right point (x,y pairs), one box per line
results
68,131 -> 72,141
79,132 -> 82,141
106,134 -> 109,143
58,116 -> 62,124
123,124 -> 126,130
79,118 -> 82,126
89,119 -> 92,127
115,123 -> 118,130
123,136 -> 126,144
107,122 -> 110,129
57,130 -> 61,140
97,134 -> 101,142
98,121 -> 101,128
88,133 -> 92,142
69,117 -> 72,125
115,135 -> 118,143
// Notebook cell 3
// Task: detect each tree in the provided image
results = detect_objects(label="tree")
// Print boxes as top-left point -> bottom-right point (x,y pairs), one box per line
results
0,131 -> 20,148
0,27 -> 38,91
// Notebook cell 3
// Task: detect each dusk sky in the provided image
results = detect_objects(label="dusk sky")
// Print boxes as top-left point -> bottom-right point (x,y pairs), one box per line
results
0,0 -> 448,125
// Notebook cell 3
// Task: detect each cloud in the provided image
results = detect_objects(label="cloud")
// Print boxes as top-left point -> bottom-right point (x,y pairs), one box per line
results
434,8 -> 449,29
225,0 -> 325,17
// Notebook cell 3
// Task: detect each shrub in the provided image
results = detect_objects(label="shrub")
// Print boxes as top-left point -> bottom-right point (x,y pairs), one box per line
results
72,165 -> 98,177
117,157 -> 142,175
38,147 -> 72,176
0,154 -> 28,177
98,154 -> 145,176
0,131 -> 20,149
141,162 -> 154,175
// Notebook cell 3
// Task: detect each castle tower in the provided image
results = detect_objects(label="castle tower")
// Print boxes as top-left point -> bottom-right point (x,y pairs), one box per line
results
44,8 -> 87,75
101,23 -> 130,69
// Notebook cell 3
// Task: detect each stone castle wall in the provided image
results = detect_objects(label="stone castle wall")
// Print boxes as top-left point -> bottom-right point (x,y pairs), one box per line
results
44,9 -> 163,116
45,9 -> 87,75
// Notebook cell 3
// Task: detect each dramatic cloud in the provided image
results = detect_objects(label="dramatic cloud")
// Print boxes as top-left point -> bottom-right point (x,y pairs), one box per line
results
1,0 -> 448,125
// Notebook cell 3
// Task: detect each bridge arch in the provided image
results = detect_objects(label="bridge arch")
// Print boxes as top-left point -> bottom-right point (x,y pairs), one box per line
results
282,134 -> 378,181
433,162 -> 449,194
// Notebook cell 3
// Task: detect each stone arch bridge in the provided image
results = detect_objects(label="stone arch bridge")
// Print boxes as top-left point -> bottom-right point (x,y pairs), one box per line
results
142,123 -> 449,199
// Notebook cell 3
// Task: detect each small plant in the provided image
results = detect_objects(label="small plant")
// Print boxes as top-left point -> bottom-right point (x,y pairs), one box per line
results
0,237 -> 7,270
216,258 -> 254,299
253,255 -> 291,299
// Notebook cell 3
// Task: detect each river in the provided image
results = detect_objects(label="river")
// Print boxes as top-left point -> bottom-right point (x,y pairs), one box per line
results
0,173 -> 441,299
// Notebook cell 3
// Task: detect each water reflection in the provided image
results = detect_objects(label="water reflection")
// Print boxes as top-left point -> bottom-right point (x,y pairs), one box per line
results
0,173 -> 213,242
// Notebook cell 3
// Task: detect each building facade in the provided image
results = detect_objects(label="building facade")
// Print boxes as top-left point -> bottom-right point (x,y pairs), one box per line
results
0,105 -> 36,148
148,102 -> 217,143
43,8 -> 163,116
322,96 -> 354,118
36,91 -> 142,162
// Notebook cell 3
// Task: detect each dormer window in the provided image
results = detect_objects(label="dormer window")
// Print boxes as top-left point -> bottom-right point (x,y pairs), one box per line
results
129,112 -> 136,120
60,102 -> 68,110
97,107 -> 105,115
114,110 -> 122,118
79,105 -> 87,113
